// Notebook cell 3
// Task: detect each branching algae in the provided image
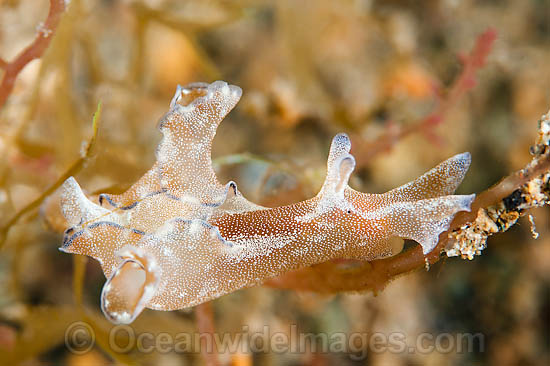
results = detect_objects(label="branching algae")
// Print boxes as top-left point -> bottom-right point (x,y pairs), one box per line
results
60,81 -> 475,324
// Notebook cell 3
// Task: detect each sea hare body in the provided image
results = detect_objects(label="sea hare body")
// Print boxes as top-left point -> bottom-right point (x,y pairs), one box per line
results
60,81 -> 475,324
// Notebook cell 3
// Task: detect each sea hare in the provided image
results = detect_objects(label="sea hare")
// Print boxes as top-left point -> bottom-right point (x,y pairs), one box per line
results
60,81 -> 475,324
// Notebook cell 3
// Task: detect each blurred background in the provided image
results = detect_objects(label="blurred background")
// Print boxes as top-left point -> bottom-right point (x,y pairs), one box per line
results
0,0 -> 549,365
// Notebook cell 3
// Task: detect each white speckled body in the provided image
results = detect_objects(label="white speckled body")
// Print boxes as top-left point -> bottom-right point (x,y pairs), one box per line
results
60,81 -> 474,324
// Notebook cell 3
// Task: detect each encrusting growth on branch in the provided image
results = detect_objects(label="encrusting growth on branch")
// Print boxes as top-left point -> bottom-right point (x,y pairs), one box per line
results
446,111 -> 550,259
